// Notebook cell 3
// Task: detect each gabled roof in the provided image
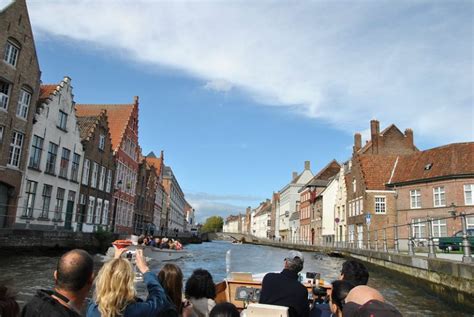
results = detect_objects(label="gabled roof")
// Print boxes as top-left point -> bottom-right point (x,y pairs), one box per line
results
358,124 -> 416,154
76,102 -> 136,151
357,154 -> 399,190
77,115 -> 99,140
254,201 -> 272,217
388,142 -> 474,185
313,159 -> 341,180
146,151 -> 164,176
38,85 -> 57,103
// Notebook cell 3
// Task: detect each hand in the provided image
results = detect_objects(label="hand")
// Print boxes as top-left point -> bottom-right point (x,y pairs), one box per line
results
114,246 -> 128,259
182,301 -> 194,317
135,249 -> 150,274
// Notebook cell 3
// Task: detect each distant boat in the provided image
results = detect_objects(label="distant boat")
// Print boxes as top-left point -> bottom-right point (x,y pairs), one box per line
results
107,239 -> 189,262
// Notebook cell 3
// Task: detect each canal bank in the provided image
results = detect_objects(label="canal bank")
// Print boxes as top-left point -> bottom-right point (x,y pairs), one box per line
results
233,235 -> 474,312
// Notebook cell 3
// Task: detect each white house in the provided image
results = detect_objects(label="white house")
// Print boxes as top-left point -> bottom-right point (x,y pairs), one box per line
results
321,176 -> 339,244
252,200 -> 272,238
278,161 -> 313,241
15,77 -> 83,230
334,162 -> 349,244
223,214 -> 241,233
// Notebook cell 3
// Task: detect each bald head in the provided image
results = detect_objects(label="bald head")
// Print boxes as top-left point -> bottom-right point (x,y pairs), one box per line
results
345,285 -> 384,305
56,249 -> 93,292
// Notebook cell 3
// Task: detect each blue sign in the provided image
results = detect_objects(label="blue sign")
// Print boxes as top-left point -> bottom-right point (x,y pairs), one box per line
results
365,213 -> 371,225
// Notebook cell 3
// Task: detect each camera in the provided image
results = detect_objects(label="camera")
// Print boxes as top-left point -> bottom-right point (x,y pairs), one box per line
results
306,272 -> 320,279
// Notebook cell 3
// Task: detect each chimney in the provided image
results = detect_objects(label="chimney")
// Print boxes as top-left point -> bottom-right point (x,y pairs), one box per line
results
304,161 -> 311,170
405,128 -> 414,148
370,119 -> 380,154
292,171 -> 298,180
353,133 -> 362,153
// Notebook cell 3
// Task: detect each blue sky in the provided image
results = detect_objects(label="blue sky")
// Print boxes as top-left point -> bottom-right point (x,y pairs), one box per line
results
2,0 -> 472,222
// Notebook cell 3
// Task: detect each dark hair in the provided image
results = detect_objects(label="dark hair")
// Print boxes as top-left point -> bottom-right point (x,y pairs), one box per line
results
210,302 -> 240,317
341,260 -> 369,286
56,249 -> 94,292
158,264 -> 184,313
0,286 -> 19,317
330,280 -> 355,312
185,269 -> 216,299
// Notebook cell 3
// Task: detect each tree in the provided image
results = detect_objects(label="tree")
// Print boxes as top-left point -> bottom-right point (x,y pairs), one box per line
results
201,216 -> 224,233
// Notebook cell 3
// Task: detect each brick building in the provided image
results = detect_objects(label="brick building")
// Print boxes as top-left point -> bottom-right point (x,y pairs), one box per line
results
345,120 -> 418,247
76,110 -> 115,233
269,192 -> 279,239
134,154 -> 159,235
0,0 -> 41,228
145,151 -> 165,234
76,97 -> 140,234
387,142 -> 474,249
15,78 -> 84,231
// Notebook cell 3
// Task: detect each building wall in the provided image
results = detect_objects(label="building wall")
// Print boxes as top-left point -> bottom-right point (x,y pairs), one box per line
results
299,188 -> 311,244
0,0 -> 41,228
322,177 -> 338,243
15,78 -> 84,231
78,112 -> 115,233
334,165 -> 348,243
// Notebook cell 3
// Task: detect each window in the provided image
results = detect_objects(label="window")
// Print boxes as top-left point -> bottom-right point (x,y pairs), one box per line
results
467,216 -> 474,230
91,162 -> 98,188
58,110 -> 68,130
8,131 -> 24,167
54,188 -> 65,221
375,196 -> 386,214
22,180 -> 37,217
4,41 -> 19,66
464,184 -> 473,205
95,198 -> 102,224
410,189 -> 421,209
411,218 -> 425,239
16,89 -> 31,119
433,187 -> 445,207
0,80 -> 10,109
352,179 -> 356,193
106,169 -> 112,193
86,196 -> 95,224
432,219 -> 447,237
41,185 -> 52,219
59,148 -> 70,178
99,166 -> 106,191
82,159 -> 90,185
102,200 -> 109,225
99,134 -> 105,150
0,126 -> 3,142
28,135 -> 44,169
45,142 -> 58,174
70,153 -> 80,181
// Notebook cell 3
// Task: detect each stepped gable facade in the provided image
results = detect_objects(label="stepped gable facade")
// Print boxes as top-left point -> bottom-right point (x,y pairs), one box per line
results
76,97 -> 140,234
387,142 -> 474,243
76,110 -> 115,233
15,78 -> 84,230
0,0 -> 41,228
145,151 -> 166,232
345,120 -> 418,248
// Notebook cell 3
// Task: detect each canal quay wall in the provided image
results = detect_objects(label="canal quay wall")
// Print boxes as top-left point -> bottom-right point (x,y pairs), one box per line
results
216,233 -> 474,311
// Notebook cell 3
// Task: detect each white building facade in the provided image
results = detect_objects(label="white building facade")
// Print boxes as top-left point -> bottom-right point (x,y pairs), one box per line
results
321,177 -> 339,244
334,164 -> 348,244
163,166 -> 185,232
15,77 -> 83,230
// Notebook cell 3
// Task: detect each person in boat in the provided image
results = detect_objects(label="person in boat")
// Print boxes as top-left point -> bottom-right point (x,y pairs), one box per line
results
0,286 -> 20,317
160,238 -> 170,249
87,247 -> 170,317
185,269 -> 217,317
149,237 -> 157,247
259,250 -> 309,317
156,264 -> 194,317
342,285 -> 402,317
327,280 -> 355,317
339,260 -> 369,286
209,302 -> 239,317
175,240 -> 183,250
22,249 -> 94,317
309,287 -> 331,317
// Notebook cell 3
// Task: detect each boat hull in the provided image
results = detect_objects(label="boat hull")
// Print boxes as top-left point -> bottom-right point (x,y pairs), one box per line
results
106,245 -> 188,262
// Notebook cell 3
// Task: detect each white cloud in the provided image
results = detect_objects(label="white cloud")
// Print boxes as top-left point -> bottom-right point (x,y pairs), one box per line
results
27,0 -> 473,144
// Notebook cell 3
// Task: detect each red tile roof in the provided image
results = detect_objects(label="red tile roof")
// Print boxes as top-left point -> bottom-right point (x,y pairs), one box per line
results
389,142 -> 474,185
357,155 -> 399,190
76,103 -> 135,151
38,84 -> 57,103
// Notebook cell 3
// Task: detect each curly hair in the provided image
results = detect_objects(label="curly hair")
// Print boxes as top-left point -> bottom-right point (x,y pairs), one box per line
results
185,269 -> 216,300
94,258 -> 136,317
341,260 -> 369,286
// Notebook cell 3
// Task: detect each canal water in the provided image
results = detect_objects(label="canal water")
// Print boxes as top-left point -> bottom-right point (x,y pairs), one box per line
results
0,240 -> 470,316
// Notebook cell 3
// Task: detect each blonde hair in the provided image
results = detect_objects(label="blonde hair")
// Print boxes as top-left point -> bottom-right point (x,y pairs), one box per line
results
94,258 -> 136,317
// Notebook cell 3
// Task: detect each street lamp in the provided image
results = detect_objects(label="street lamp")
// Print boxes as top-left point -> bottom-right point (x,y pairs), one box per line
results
111,180 -> 123,233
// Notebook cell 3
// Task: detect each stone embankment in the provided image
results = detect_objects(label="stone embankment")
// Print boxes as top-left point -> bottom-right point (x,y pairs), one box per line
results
215,232 -> 474,311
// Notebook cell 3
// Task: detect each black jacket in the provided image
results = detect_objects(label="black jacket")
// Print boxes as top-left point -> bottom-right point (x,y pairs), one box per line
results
21,290 -> 80,317
259,269 -> 310,317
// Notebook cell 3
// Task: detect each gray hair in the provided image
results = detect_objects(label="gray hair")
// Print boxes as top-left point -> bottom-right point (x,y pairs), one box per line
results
286,257 -> 304,273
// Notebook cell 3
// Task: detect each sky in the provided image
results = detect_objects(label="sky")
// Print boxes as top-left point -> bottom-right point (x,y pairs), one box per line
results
2,0 -> 472,222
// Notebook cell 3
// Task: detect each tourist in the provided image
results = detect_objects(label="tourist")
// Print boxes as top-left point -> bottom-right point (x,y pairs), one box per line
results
259,250 -> 309,317
160,238 -> 170,249
309,287 -> 331,317
87,247 -> 170,317
157,264 -> 194,317
185,269 -> 217,317
149,237 -> 157,247
209,302 -> 239,317
0,286 -> 19,317
22,249 -> 94,317
343,285 -> 402,316
339,260 -> 369,286
328,280 -> 355,317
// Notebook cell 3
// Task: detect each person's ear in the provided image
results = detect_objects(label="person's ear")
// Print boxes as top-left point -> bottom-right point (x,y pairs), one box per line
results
54,270 -> 58,284
339,273 -> 344,280
330,302 -> 338,314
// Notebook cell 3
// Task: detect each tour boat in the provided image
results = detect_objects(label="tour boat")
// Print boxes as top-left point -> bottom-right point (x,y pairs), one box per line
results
107,240 -> 189,262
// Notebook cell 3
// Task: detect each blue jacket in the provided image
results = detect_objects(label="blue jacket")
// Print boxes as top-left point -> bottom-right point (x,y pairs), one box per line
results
87,271 -> 170,317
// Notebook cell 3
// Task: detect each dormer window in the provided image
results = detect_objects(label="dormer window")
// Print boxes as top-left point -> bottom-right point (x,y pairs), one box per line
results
4,41 -> 20,67
424,163 -> 433,170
